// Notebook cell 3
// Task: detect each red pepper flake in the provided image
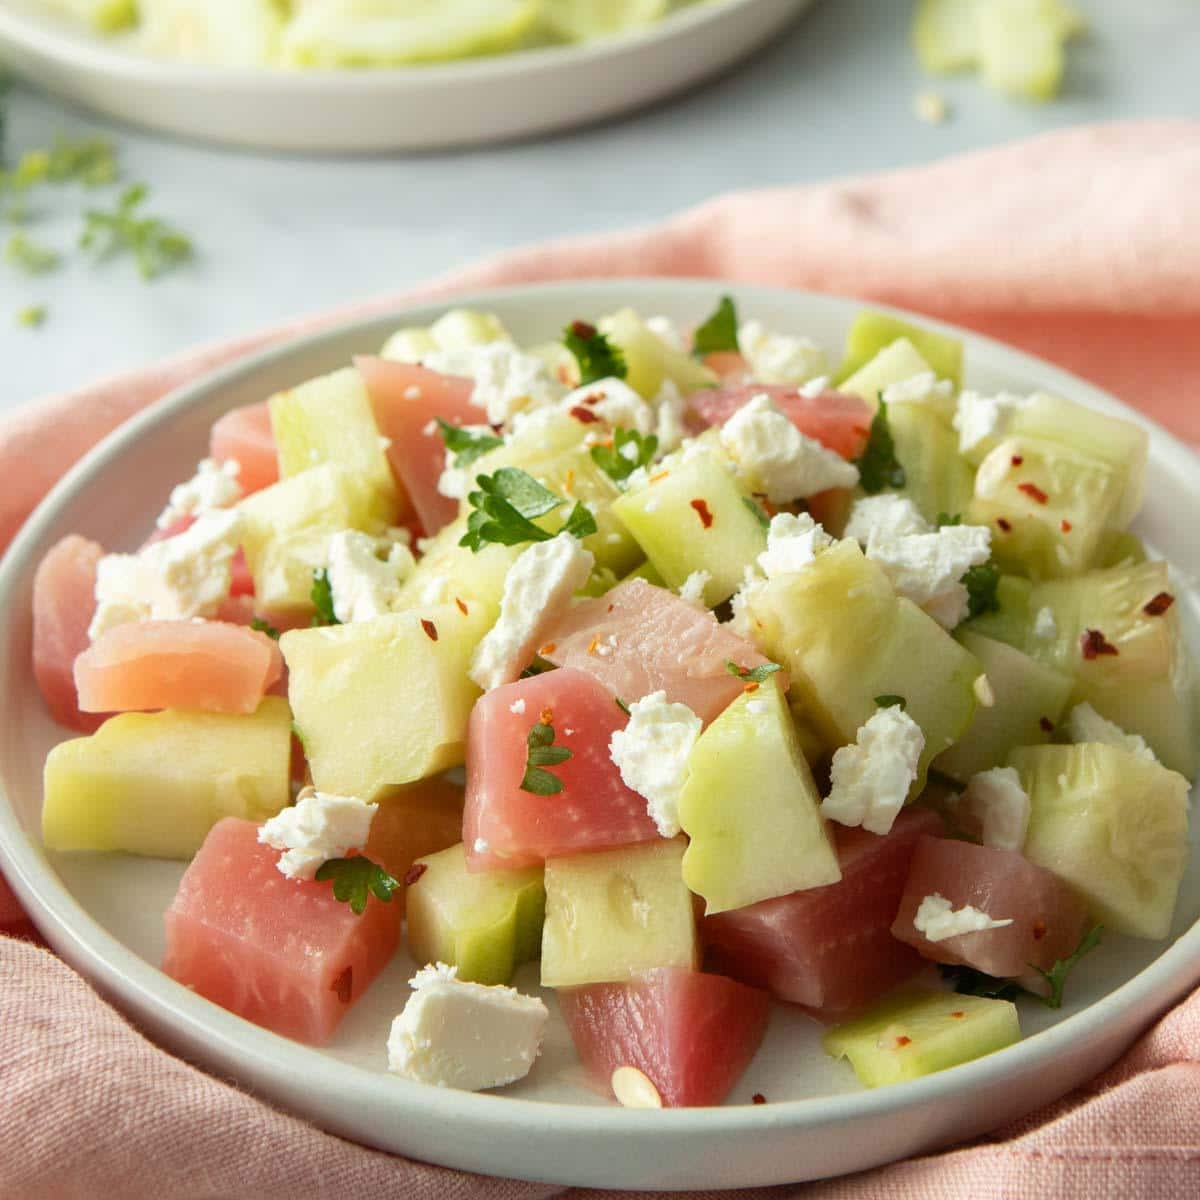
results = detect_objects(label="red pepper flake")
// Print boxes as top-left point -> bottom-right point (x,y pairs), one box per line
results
1039,716 -> 1054,734
690,498 -> 714,529
751,1093 -> 767,1105
1011,455 -> 1025,467
331,966 -> 353,1004
1081,629 -> 1119,660
1018,481 -> 1050,505
997,518 -> 1012,533
582,391 -> 604,407
539,642 -> 557,656
403,862 -> 427,887
950,1011 -> 966,1019
649,471 -> 669,484
455,596 -> 469,615
587,634 -> 602,656
1144,592 -> 1175,617
1060,520 -> 1073,533
607,603 -> 615,613
421,618 -> 438,642
539,706 -> 555,726
569,319 -> 597,340
743,681 -> 760,694
569,405 -> 602,424
1032,919 -> 1047,941
895,1035 -> 912,1048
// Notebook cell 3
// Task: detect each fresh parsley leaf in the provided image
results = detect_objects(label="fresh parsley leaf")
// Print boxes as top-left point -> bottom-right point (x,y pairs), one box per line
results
310,568 -> 340,627
251,617 -> 282,641
436,418 -> 503,469
1031,923 -> 1104,1010
460,467 -> 596,552
615,697 -> 632,716
936,512 -> 963,527
691,295 -> 740,357
742,496 -> 771,531
45,134 -> 118,187
590,427 -> 658,486
563,319 -> 626,387
80,183 -> 192,280
725,660 -> 783,684
854,398 -> 906,494
874,694 -> 907,710
5,232 -> 59,274
963,562 -> 1001,620
314,856 -> 401,916
938,964 -> 1023,1002
521,722 -> 573,795
561,502 -> 599,540
15,303 -> 45,329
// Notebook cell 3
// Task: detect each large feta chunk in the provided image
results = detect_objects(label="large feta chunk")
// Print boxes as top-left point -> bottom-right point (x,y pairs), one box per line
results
609,690 -> 702,838
913,893 -> 1014,942
719,394 -> 859,503
738,319 -> 827,385
424,342 -> 563,428
757,512 -> 832,579
1065,702 -> 1157,763
956,766 -> 1030,852
387,963 -> 548,1092
155,457 -> 243,530
325,530 -> 415,624
821,707 -> 925,836
560,377 -> 655,435
470,533 -> 595,691
844,494 -> 931,545
953,391 -> 1029,457
258,788 -> 378,880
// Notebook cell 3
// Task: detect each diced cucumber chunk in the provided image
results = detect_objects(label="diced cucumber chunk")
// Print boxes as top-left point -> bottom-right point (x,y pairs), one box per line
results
136,0 -> 284,65
912,0 -> 981,73
1011,743 -> 1190,939
381,308 -> 511,361
838,338 -> 954,422
835,312 -> 963,389
977,0 -> 1069,102
824,988 -> 1021,1087
45,0 -> 137,33
1095,530 -> 1147,569
599,308 -> 716,399
888,402 -> 976,525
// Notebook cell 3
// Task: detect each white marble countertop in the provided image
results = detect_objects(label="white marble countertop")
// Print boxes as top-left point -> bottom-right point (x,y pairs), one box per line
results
4,0 -> 1199,410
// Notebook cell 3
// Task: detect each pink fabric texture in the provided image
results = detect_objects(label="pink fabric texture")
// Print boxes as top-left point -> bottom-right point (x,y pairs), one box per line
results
2,120 -> 1199,1197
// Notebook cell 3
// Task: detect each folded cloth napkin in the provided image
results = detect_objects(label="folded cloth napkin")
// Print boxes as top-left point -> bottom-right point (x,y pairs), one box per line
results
3,119 -> 1199,1199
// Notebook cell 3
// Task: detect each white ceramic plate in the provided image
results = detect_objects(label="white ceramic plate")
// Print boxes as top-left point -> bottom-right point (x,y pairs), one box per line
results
0,281 -> 1197,1191
0,0 -> 814,152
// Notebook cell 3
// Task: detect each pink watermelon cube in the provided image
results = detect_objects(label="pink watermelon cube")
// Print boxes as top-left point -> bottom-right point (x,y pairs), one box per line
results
163,818 -> 400,1045
704,807 -> 944,1019
209,402 -> 279,496
540,579 -> 783,726
558,966 -> 770,1107
891,836 -> 1090,989
463,667 -> 660,872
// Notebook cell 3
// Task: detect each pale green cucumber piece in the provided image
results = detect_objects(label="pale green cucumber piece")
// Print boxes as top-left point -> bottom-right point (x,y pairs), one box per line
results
1011,743 -> 1190,939
543,0 -> 669,41
679,683 -> 840,914
838,338 -> 954,422
962,574 -> 1034,650
406,843 -> 545,986
968,436 -> 1121,579
935,630 -> 1072,782
1095,530 -> 1147,569
381,308 -> 510,361
1080,672 -> 1197,782
612,448 -> 766,605
977,0 -> 1071,101
824,988 -> 1021,1088
835,312 -> 963,388
622,559 -> 665,587
912,0 -> 981,73
44,0 -> 136,33
599,308 -> 716,399
136,0 -> 283,65
745,539 -> 980,791
888,401 -> 976,525
281,0 -> 543,67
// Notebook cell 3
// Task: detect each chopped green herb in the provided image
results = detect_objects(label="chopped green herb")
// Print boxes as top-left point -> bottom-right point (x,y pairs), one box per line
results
590,427 -> 658,486
251,617 -> 282,641
436,418 -> 503,469
854,398 -> 906,494
936,512 -> 963,527
691,295 -> 740,358
742,496 -> 771,531
5,232 -> 59,274
937,964 -> 1023,1002
46,134 -> 119,187
460,467 -> 597,552
1031,923 -> 1104,1010
725,660 -> 783,684
521,722 -> 573,795
615,697 -> 632,716
874,694 -> 907,710
314,856 -> 401,916
80,183 -> 193,280
310,568 -> 340,627
563,319 -> 626,387
963,561 -> 1001,619
15,303 -> 45,328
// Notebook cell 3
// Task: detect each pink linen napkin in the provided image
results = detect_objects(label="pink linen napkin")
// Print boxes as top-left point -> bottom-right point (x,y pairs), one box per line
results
2,119 -> 1199,1198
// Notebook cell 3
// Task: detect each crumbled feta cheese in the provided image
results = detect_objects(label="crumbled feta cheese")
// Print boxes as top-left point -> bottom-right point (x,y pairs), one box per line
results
258,789 -> 378,880
646,315 -> 686,353
719,394 -> 859,502
957,766 -> 1030,852
609,691 -> 702,838
89,508 -> 244,640
509,698 -> 527,715
424,343 -> 563,428
821,707 -> 925,835
913,893 -> 1013,942
325,530 -> 414,624
798,375 -> 829,399
652,379 -> 689,458
729,565 -> 768,642
435,423 -> 497,500
1033,605 -> 1059,641
881,371 -> 954,408
561,377 -> 655,435
844,494 -> 931,545
757,512 -> 832,579
470,533 -> 595,690
1065,702 -> 1157,763
954,395 -> 1028,458
155,457 -> 243,530
387,963 -> 548,1092
738,320 -> 827,385
678,570 -> 711,610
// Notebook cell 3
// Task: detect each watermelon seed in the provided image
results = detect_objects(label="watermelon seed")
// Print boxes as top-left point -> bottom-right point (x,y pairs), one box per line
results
751,1093 -> 767,1105
611,1066 -> 662,1110
403,863 -> 427,887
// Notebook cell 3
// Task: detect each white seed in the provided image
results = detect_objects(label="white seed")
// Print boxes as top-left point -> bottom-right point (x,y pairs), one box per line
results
973,674 -> 996,708
611,1065 -> 663,1109
913,90 -> 949,125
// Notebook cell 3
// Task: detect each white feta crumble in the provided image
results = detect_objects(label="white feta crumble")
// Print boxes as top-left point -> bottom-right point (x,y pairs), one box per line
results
881,371 -> 954,408
1033,605 -> 1059,641
325,530 -> 415,624
561,377 -> 654,435
258,789 -> 378,880
424,342 -> 563,428
387,963 -> 548,1092
953,392 -> 1030,458
1065,702 -> 1157,763
821,707 -> 925,836
609,691 -> 702,838
646,315 -> 686,353
913,893 -> 1013,942
470,533 -> 595,691
719,394 -> 859,503
729,565 -> 768,642
757,512 -> 832,579
89,508 -> 244,641
738,320 -> 827,385
956,766 -> 1031,853
844,494 -> 931,545
798,375 -> 830,399
155,457 -> 243,530
678,569 -> 711,610
652,379 -> 689,457
508,698 -> 527,715
436,423 -> 498,500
